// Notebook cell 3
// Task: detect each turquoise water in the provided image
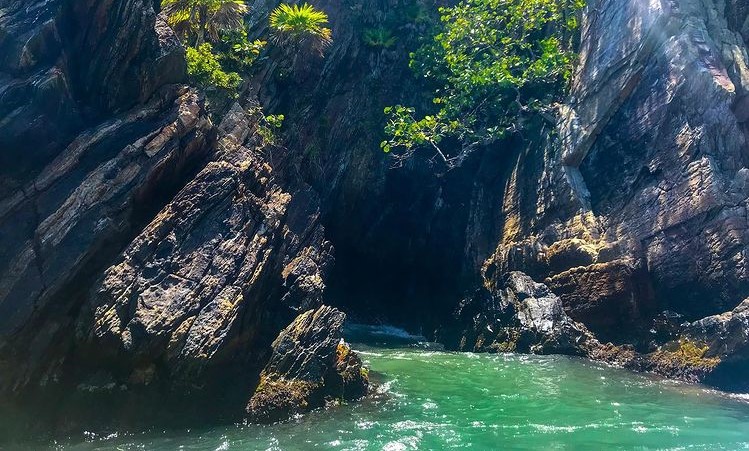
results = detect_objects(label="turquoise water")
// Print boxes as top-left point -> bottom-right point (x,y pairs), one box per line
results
16,327 -> 749,450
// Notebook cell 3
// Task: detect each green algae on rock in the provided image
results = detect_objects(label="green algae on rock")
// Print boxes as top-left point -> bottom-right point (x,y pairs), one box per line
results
246,306 -> 369,423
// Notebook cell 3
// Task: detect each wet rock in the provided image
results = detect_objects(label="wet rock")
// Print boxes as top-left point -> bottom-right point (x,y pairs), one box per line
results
673,299 -> 749,389
641,340 -> 722,384
687,299 -> 749,360
589,338 -> 723,385
444,272 -> 597,356
246,306 -> 368,423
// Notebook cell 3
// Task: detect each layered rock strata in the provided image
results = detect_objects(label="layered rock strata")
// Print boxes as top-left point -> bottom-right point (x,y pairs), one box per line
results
489,0 -> 749,345
247,306 -> 368,423
72,103 -> 332,392
0,0 -> 335,408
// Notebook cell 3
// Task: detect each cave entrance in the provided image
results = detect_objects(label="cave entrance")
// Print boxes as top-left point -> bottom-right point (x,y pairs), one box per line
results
319,146 -> 507,340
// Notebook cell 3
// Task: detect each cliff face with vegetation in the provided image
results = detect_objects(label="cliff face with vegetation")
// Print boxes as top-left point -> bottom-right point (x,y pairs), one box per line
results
467,0 -> 749,386
1,0 -> 749,426
492,0 -> 749,338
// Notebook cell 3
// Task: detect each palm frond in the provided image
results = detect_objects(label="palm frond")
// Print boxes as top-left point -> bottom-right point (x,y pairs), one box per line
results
162,0 -> 248,45
207,0 -> 248,42
269,3 -> 332,50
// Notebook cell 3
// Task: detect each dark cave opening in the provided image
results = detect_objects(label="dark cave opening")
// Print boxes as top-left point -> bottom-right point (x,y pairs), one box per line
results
320,143 -> 509,339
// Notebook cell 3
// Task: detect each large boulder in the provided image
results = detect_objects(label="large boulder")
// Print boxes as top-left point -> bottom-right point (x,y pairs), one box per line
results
246,306 -> 368,423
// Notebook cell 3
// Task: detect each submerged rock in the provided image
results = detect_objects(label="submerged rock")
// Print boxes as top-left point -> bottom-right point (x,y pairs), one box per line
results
247,306 -> 368,423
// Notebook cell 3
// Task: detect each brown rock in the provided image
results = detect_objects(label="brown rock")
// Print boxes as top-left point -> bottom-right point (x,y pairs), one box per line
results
246,306 -> 368,423
488,0 -> 749,345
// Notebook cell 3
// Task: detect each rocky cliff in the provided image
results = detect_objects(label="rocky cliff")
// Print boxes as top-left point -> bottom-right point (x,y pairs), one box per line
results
0,0 -> 213,389
3,0 -> 749,431
462,0 -> 749,386
0,0 -> 347,425
487,0 -> 749,342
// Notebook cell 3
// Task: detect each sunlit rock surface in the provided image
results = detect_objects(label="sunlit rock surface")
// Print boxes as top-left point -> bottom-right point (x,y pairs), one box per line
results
491,0 -> 749,344
247,306 -> 368,423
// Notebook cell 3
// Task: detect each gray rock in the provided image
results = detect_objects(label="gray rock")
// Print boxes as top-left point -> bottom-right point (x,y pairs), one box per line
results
0,0 -> 208,394
445,272 -> 597,356
246,306 -> 368,423
490,0 -> 749,341
687,298 -> 749,362
74,102 -> 332,389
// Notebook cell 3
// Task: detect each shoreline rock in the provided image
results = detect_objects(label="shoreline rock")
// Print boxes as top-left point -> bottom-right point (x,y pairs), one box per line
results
246,306 -> 369,423
443,271 -> 598,356
444,271 -> 749,392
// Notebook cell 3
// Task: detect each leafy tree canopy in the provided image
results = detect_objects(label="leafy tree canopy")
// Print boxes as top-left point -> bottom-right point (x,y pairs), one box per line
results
382,0 -> 584,168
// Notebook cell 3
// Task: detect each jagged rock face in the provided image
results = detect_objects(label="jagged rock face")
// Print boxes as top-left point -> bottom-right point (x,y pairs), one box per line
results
247,306 -> 368,424
0,88 -> 211,343
2,0 -> 749,412
72,103 -> 332,390
682,298 -> 749,388
244,0 -> 507,328
490,0 -> 749,340
443,272 -> 597,356
0,0 -> 334,409
0,0 -> 186,197
688,298 -> 749,360
0,0 -> 211,394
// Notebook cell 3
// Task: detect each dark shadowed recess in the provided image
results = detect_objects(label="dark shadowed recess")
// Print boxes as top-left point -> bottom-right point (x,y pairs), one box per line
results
323,138 -> 513,338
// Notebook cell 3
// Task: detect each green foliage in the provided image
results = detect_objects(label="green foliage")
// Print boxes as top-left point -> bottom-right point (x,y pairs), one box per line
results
163,0 -> 248,45
362,26 -> 397,49
382,0 -> 584,167
220,29 -> 267,70
186,43 -> 242,93
265,114 -> 285,129
164,0 -> 255,100
269,3 -> 332,52
257,113 -> 285,146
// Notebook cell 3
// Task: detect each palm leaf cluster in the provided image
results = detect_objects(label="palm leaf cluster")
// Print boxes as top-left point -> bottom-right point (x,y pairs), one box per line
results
163,0 -> 248,45
362,26 -> 397,49
269,3 -> 332,51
